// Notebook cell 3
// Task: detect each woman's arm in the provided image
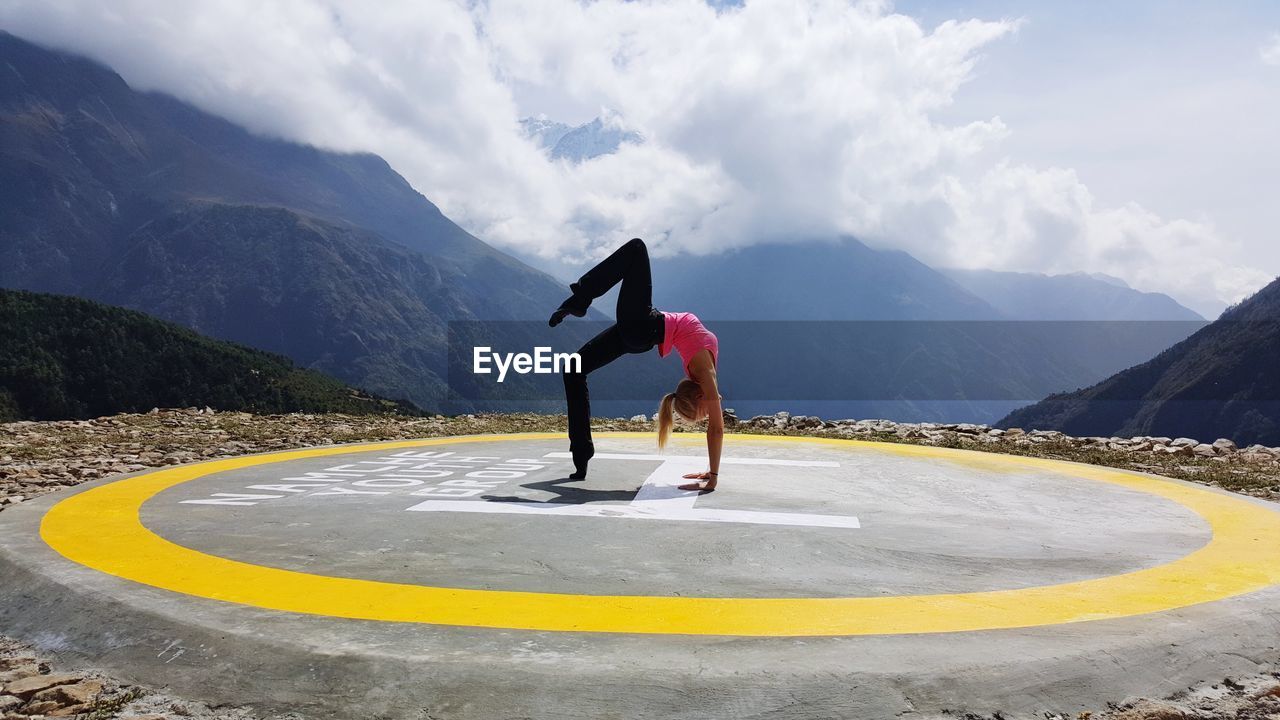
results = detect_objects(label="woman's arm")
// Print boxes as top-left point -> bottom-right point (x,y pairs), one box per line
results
681,352 -> 722,490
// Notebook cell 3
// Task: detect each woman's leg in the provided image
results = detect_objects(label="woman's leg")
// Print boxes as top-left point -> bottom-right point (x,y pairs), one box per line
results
550,238 -> 656,334
563,324 -> 626,478
556,238 -> 664,477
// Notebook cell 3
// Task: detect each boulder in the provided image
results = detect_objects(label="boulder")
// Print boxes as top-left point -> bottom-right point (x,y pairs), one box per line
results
0,658 -> 40,683
1,672 -> 81,699
1169,437 -> 1198,448
1192,444 -> 1217,457
30,679 -> 104,708
1108,697 -> 1196,720
1211,438 -> 1237,452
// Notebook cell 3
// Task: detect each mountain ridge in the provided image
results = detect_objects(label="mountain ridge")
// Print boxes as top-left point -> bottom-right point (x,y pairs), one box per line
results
941,267 -> 1203,321
999,277 -> 1280,445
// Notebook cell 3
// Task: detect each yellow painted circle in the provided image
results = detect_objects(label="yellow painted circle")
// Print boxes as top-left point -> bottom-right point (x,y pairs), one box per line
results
39,432 -> 1280,636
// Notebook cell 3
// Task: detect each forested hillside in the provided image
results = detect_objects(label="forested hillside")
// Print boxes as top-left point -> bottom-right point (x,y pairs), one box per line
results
0,289 -> 420,421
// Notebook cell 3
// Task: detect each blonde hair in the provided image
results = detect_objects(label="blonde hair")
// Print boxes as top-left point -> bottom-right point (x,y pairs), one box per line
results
656,379 -> 702,450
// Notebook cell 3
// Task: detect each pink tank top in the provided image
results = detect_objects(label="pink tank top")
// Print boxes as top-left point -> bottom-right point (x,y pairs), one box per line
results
657,311 -> 718,377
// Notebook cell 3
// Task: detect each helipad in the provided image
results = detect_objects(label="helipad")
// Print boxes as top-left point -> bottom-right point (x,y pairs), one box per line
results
2,432 -> 1279,719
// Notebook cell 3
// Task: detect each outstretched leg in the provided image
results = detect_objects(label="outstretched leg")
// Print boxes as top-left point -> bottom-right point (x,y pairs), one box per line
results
550,238 -> 656,330
564,324 -> 626,478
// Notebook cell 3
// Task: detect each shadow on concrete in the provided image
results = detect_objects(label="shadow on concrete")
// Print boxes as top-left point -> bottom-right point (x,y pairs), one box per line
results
481,476 -> 637,505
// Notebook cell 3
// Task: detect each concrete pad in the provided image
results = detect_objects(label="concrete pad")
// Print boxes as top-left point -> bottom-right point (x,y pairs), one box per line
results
2,432 -> 1279,719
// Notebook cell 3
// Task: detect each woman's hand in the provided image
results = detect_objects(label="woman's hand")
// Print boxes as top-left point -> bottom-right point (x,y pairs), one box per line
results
678,470 -> 717,492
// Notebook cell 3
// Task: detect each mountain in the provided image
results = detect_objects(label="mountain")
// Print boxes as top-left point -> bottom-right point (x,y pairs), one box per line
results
0,289 -> 420,422
0,31 -> 579,410
520,116 -> 574,150
0,31 -> 1215,426
999,277 -> 1280,445
941,268 -> 1204,321
519,114 -> 643,162
635,239 -> 1197,423
652,238 -> 1001,320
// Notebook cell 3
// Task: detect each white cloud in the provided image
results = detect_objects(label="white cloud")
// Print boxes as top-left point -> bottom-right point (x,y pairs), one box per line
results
936,163 -> 1272,313
1262,33 -> 1280,66
0,0 -> 1268,312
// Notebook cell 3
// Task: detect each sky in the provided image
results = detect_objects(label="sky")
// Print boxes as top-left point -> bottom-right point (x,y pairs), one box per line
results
0,0 -> 1276,316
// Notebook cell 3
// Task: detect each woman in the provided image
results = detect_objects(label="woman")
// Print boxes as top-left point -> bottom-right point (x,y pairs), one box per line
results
550,238 -> 722,492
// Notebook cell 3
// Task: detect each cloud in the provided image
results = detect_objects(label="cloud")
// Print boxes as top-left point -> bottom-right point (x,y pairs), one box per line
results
0,0 -> 1267,312
1262,33 -> 1280,66
936,163 -> 1273,314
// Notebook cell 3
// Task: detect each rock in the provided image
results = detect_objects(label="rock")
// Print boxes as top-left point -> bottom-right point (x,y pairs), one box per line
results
0,695 -> 21,713
1169,437 -> 1198,448
0,658 -> 38,673
49,703 -> 95,717
629,415 -> 647,422
1,672 -> 82,699
30,679 -> 104,708
1109,698 -> 1195,720
1192,443 -> 1218,457
1003,428 -> 1025,437
1211,438 -> 1237,452
25,698 -> 65,714
1251,681 -> 1280,699
0,658 -> 41,683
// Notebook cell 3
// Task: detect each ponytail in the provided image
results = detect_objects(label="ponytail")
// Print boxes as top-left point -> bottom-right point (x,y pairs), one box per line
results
656,379 -> 703,450
657,392 -> 677,450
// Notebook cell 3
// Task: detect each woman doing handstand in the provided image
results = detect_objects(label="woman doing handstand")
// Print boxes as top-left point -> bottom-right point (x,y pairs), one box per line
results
549,238 -> 722,492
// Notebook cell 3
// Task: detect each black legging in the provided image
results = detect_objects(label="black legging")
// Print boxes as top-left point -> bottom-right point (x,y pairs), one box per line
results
563,238 -> 664,476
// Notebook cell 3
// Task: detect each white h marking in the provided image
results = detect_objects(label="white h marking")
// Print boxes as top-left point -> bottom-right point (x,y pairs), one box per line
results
405,451 -> 860,529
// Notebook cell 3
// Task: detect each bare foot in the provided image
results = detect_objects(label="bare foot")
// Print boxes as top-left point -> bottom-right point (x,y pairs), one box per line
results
678,479 -> 716,493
